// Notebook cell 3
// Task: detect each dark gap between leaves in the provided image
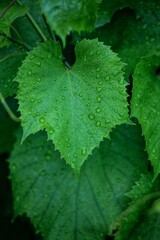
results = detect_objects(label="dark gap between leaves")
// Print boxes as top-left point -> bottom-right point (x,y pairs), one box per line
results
155,67 -> 160,77
0,152 -> 42,240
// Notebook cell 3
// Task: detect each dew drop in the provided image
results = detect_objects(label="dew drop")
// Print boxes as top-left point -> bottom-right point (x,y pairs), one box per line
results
81,148 -> 87,156
71,162 -> 75,168
96,67 -> 100,72
89,51 -> 93,56
97,97 -> 102,103
78,93 -> 83,97
84,56 -> 87,62
96,108 -> 101,113
36,62 -> 41,66
97,50 -> 100,55
49,128 -> 54,134
97,87 -> 102,93
118,79 -> 124,85
96,121 -> 101,127
39,117 -> 45,123
27,70 -> 32,75
105,76 -> 110,81
98,81 -> 103,86
88,114 -> 95,120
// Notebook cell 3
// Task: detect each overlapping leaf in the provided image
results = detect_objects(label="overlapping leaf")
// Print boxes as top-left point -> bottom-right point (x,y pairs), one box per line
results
0,3 -> 27,47
0,47 -> 26,98
112,174 -> 160,240
93,0 -> 160,80
15,39 -> 129,171
131,55 -> 160,179
39,0 -> 101,45
12,0 -> 50,48
9,124 -> 148,240
0,97 -> 19,154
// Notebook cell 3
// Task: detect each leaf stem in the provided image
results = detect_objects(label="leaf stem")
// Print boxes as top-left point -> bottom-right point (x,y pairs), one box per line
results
0,0 -> 17,19
17,0 -> 47,42
0,32 -> 31,50
0,92 -> 20,122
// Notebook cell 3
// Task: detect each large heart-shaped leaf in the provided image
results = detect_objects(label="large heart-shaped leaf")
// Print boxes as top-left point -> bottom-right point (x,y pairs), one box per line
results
15,39 -> 129,171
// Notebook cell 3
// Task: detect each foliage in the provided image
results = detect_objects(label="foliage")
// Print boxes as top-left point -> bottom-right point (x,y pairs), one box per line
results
0,0 -> 160,239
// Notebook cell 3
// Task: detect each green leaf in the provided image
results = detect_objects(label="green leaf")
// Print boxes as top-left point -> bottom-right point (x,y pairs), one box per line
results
0,3 -> 27,48
0,97 -> 19,154
9,124 -> 148,240
113,190 -> 160,240
131,55 -> 160,179
39,0 -> 101,45
129,210 -> 160,240
0,46 -> 26,98
125,173 -> 153,203
12,0 -> 50,49
15,39 -> 129,171
113,191 -> 160,240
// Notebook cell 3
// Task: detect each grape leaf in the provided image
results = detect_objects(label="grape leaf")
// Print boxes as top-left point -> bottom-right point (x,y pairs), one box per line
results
0,3 -> 27,48
9,124 -> 148,240
39,0 -> 101,45
0,46 -> 26,98
131,55 -> 160,179
15,39 -> 129,171
125,173 -> 153,204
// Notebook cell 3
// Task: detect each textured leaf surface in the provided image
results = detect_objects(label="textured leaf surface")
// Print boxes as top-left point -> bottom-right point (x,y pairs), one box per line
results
0,3 -> 27,47
131,55 -> 160,179
9,124 -> 148,240
39,0 -> 101,45
0,47 -> 26,98
15,39 -> 129,171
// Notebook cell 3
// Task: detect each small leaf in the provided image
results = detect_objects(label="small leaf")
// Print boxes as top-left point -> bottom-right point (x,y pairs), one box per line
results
131,55 -> 160,179
125,173 -> 153,204
15,39 -> 129,171
0,3 -> 27,47
9,124 -> 148,240
39,0 -> 101,45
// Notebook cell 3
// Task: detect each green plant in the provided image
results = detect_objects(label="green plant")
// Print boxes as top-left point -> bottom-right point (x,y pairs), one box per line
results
1,0 -> 160,239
